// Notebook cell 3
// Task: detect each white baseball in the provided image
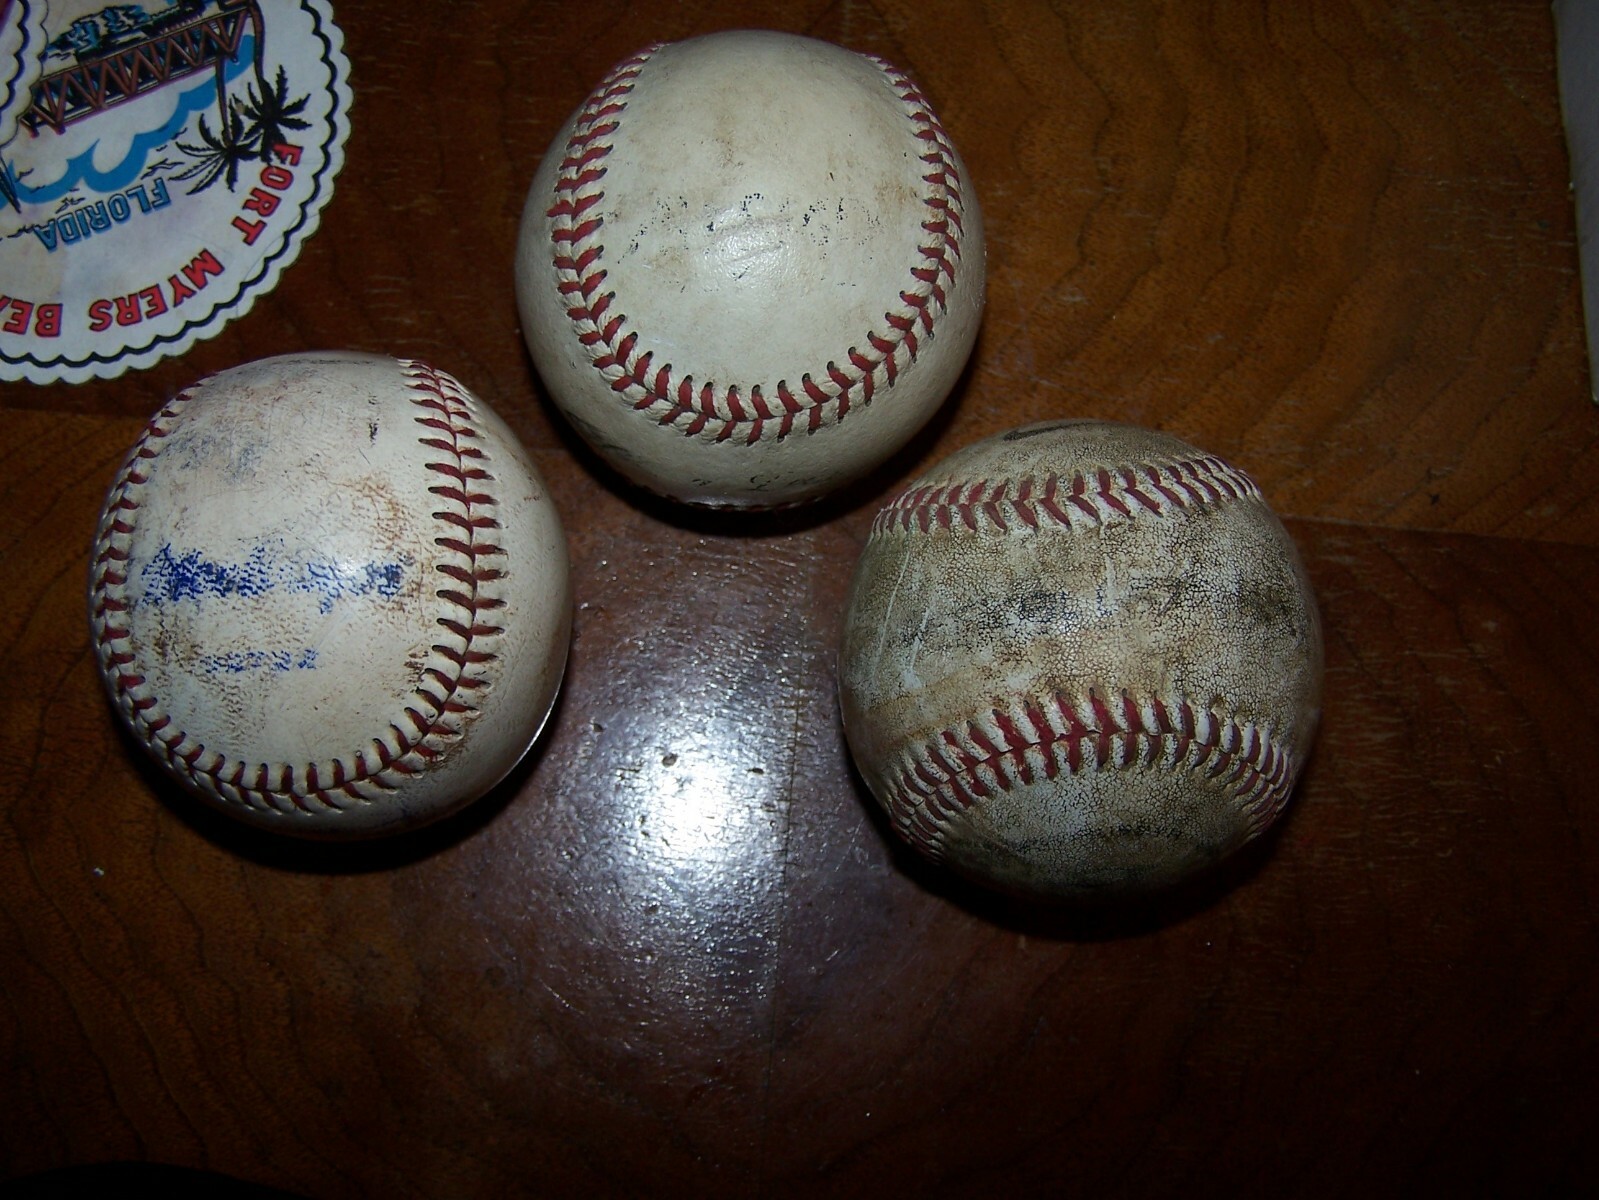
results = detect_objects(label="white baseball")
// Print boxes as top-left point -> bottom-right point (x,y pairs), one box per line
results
838,420 -> 1324,899
514,30 -> 986,509
89,352 -> 572,838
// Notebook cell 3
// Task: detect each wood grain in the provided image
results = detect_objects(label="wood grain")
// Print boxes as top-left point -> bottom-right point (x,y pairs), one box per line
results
3,2 -> 1597,1196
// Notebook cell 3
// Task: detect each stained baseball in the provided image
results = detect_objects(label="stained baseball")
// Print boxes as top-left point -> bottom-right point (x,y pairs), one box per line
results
88,352 -> 572,838
838,420 -> 1324,899
514,30 -> 986,508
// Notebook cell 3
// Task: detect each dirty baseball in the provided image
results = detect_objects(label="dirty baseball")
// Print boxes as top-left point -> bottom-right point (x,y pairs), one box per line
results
88,352 -> 572,838
515,29 -> 986,508
838,419 -> 1324,899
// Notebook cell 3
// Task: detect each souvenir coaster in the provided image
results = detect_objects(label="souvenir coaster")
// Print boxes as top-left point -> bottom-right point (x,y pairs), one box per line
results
1,1 -> 350,383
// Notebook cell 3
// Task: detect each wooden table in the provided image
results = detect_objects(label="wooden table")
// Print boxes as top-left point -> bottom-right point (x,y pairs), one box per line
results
5,2 -> 1597,1195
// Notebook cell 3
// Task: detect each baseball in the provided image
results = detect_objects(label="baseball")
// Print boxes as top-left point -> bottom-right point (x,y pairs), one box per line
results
88,352 -> 572,838
514,30 -> 986,508
838,420 -> 1324,899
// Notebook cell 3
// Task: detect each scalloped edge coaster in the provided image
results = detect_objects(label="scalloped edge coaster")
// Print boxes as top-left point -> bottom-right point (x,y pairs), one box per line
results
1,0 -> 350,383
1,1 -> 51,154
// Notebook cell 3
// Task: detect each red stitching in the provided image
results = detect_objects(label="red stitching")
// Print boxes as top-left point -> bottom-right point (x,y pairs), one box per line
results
86,361 -> 507,818
545,44 -> 967,442
872,455 -> 1263,535
878,691 -> 1297,860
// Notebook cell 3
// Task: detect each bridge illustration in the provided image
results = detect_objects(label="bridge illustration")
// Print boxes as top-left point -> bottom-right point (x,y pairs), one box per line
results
18,1 -> 264,137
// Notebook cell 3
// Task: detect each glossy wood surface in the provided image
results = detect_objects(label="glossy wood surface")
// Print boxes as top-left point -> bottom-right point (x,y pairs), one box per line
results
4,2 -> 1597,1195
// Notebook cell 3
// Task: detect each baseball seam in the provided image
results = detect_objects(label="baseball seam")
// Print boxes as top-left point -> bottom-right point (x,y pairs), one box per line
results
880,690 -> 1297,860
545,44 -> 966,443
88,360 -> 506,818
872,455 -> 1263,535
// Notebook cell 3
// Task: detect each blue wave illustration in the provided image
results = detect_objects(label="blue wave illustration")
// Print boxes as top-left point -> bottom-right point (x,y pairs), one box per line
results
8,34 -> 257,204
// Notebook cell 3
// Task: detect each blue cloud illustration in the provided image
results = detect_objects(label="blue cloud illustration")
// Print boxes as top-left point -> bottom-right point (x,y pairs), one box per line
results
9,34 -> 257,204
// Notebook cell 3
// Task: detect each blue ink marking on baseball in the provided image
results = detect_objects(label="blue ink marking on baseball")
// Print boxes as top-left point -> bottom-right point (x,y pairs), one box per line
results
139,541 -> 408,611
199,648 -> 321,675
295,559 -> 405,613
140,542 -> 275,603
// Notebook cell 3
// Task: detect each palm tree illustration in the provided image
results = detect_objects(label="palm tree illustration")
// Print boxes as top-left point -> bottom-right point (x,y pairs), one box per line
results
174,105 -> 258,193
239,67 -> 311,161
171,8 -> 311,194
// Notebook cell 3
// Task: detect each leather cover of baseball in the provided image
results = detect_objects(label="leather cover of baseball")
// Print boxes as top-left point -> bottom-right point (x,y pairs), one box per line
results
838,420 -> 1324,899
88,352 -> 572,838
514,30 -> 986,508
